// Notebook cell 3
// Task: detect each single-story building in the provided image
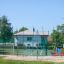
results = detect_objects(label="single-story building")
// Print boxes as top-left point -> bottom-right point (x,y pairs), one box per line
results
14,30 -> 48,47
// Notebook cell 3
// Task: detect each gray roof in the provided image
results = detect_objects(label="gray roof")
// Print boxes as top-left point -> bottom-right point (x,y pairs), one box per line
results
14,30 -> 48,36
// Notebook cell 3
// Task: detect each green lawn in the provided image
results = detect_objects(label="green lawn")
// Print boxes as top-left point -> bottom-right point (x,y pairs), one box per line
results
0,59 -> 54,64
0,61 -> 53,64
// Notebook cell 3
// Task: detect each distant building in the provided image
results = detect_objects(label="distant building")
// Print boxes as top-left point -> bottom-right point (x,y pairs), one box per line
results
48,36 -> 52,43
14,30 -> 48,47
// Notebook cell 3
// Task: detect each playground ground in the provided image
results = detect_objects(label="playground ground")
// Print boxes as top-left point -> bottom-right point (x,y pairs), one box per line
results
1,55 -> 64,63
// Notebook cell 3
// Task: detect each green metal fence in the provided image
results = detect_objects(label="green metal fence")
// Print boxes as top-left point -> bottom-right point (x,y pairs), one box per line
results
0,43 -> 54,56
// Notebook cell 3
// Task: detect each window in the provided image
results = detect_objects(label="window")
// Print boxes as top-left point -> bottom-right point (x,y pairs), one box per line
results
27,37 -> 32,41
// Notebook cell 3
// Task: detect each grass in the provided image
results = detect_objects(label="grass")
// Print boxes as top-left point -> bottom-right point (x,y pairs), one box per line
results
0,59 -> 54,64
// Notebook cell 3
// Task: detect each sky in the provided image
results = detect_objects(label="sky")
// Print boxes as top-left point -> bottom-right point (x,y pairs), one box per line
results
0,0 -> 64,33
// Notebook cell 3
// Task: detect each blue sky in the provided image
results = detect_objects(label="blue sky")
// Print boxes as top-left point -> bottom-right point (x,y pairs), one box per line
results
0,0 -> 64,33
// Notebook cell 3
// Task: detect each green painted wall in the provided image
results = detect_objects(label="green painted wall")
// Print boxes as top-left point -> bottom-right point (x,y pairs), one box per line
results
41,36 -> 48,46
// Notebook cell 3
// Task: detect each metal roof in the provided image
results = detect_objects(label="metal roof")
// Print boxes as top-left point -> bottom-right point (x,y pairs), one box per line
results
14,30 -> 48,35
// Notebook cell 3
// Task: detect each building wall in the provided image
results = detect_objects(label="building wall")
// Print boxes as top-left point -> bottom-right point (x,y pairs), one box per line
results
14,35 -> 48,47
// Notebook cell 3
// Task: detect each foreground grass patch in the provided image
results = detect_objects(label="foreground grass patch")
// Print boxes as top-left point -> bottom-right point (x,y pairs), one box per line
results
0,58 -> 54,64
0,61 -> 54,64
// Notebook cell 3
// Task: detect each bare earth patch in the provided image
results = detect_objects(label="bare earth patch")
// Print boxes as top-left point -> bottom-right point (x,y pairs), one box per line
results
2,55 -> 64,62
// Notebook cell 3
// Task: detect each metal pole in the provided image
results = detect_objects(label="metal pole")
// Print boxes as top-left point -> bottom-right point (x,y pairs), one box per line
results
23,30 -> 24,56
32,27 -> 35,55
13,43 -> 14,55
36,30 -> 39,60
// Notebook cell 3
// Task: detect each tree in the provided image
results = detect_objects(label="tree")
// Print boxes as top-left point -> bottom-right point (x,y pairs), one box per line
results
0,16 -> 13,43
51,24 -> 64,48
19,27 -> 28,32
14,30 -> 18,34
14,27 -> 28,34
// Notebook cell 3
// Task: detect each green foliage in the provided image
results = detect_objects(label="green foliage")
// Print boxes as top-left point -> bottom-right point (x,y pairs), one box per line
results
19,27 -> 28,32
47,43 -> 54,50
14,30 -> 18,34
51,24 -> 64,48
14,27 -> 28,34
0,16 -> 13,43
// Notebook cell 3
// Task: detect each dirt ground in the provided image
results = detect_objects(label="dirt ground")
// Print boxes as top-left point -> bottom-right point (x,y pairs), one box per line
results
1,55 -> 64,62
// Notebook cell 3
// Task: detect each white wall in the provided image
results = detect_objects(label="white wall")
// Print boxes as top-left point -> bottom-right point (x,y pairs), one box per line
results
14,35 -> 41,47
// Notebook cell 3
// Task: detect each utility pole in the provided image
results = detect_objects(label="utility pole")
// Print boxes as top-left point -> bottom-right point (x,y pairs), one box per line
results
36,29 -> 39,60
